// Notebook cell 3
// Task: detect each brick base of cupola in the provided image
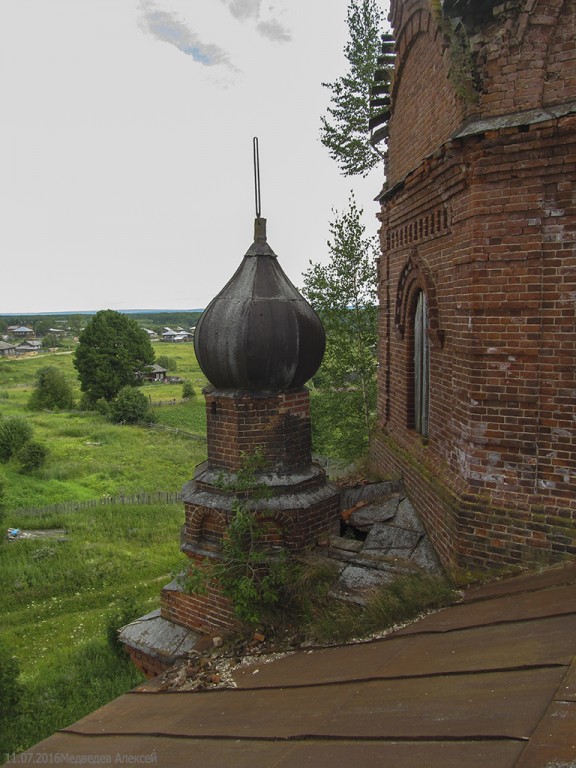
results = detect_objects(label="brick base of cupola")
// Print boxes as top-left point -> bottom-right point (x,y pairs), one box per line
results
204,387 -> 314,473
159,386 -> 341,637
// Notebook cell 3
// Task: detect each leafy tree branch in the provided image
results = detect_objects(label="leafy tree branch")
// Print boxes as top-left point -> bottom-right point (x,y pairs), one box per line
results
320,0 -> 384,176
302,194 -> 378,459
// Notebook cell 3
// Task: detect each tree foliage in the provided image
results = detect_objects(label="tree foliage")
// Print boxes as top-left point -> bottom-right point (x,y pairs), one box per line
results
320,0 -> 384,176
73,310 -> 155,403
156,355 -> 177,372
17,440 -> 49,472
28,366 -> 75,411
41,333 -> 63,349
32,317 -> 53,337
302,195 -> 378,460
110,386 -> 154,425
0,416 -> 34,462
182,381 -> 195,399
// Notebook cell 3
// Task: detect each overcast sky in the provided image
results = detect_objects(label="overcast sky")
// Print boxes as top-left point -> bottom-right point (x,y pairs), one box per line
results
0,0 -> 389,314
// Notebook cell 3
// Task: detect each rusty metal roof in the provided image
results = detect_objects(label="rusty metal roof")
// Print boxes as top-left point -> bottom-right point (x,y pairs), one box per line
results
20,562 -> 576,767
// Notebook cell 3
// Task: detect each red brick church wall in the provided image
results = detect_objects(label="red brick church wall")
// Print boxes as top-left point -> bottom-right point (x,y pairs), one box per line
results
372,0 -> 576,571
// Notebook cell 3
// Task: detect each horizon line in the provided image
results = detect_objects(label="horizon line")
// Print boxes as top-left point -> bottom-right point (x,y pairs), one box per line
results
0,308 -> 205,317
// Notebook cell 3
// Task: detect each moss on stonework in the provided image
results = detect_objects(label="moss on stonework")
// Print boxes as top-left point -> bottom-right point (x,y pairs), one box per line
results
443,22 -> 481,104
375,431 -> 576,572
379,431 -> 469,513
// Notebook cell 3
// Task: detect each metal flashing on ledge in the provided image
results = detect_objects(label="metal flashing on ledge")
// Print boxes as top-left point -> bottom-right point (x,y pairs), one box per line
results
375,177 -> 405,204
454,101 -> 576,139
376,100 -> 576,204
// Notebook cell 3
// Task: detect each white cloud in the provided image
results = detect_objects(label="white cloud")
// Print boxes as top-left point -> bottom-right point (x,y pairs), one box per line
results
0,0 -> 377,315
219,0 -> 291,42
220,0 -> 261,21
257,18 -> 291,42
138,0 -> 236,68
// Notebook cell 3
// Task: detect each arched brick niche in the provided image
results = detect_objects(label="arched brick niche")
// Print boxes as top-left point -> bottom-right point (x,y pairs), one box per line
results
184,506 -> 226,551
387,3 -> 465,184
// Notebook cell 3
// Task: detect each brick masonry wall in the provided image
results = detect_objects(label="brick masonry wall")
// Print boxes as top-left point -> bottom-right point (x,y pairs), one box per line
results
161,556 -> 241,635
374,0 -> 576,571
387,1 -> 466,185
183,494 -> 341,554
125,647 -> 169,679
204,388 -> 312,473
477,0 -> 576,117
164,487 -> 340,636
386,0 -> 576,185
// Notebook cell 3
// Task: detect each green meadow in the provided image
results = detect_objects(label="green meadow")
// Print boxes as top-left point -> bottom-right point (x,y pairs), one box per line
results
0,343 -> 208,758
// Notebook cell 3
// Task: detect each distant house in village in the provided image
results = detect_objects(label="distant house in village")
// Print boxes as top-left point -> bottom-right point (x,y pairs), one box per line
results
138,363 -> 167,383
144,328 -> 158,341
10,326 -> 35,338
0,340 -> 17,357
15,339 -> 42,354
161,328 -> 190,342
161,328 -> 177,342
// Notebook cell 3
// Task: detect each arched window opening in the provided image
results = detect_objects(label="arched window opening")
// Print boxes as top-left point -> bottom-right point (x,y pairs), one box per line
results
413,290 -> 429,437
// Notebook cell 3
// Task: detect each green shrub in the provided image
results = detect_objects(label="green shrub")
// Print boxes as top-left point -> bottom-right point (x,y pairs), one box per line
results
0,416 -> 34,461
94,397 -> 111,416
182,380 -> 195,399
156,355 -> 177,372
110,387 -> 154,425
28,366 -> 74,411
106,598 -> 144,657
194,451 -> 301,627
17,440 -> 49,472
215,506 -> 295,626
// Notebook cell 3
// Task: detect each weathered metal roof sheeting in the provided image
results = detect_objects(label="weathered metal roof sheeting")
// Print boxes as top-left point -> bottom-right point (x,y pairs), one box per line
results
20,563 -> 576,768
194,232 -> 325,392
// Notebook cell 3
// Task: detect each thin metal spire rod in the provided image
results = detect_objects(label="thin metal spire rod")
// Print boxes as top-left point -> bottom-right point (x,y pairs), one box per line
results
253,136 -> 261,219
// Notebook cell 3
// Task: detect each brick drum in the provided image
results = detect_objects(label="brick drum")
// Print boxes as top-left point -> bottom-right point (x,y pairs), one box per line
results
371,0 -> 576,572
161,387 -> 340,635
204,388 -> 313,473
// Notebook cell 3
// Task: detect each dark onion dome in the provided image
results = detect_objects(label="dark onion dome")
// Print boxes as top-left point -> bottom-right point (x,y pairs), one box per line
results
194,218 -> 325,393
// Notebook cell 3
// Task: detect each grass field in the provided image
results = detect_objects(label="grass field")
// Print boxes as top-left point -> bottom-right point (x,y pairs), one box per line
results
0,344 -> 208,511
0,343 -> 207,759
1,501 -> 186,758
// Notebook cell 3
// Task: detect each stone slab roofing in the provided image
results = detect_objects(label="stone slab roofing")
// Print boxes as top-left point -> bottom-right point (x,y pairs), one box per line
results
19,562 -> 576,767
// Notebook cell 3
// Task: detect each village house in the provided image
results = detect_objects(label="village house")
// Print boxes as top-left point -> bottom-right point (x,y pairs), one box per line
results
138,363 -> 167,383
0,340 -> 17,357
10,325 -> 35,338
161,328 -> 190,342
15,339 -> 42,354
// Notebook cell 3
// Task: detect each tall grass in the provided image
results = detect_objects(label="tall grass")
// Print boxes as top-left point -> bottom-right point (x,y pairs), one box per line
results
307,572 -> 455,644
0,344 -> 207,759
1,502 -> 184,757
0,346 -> 208,512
